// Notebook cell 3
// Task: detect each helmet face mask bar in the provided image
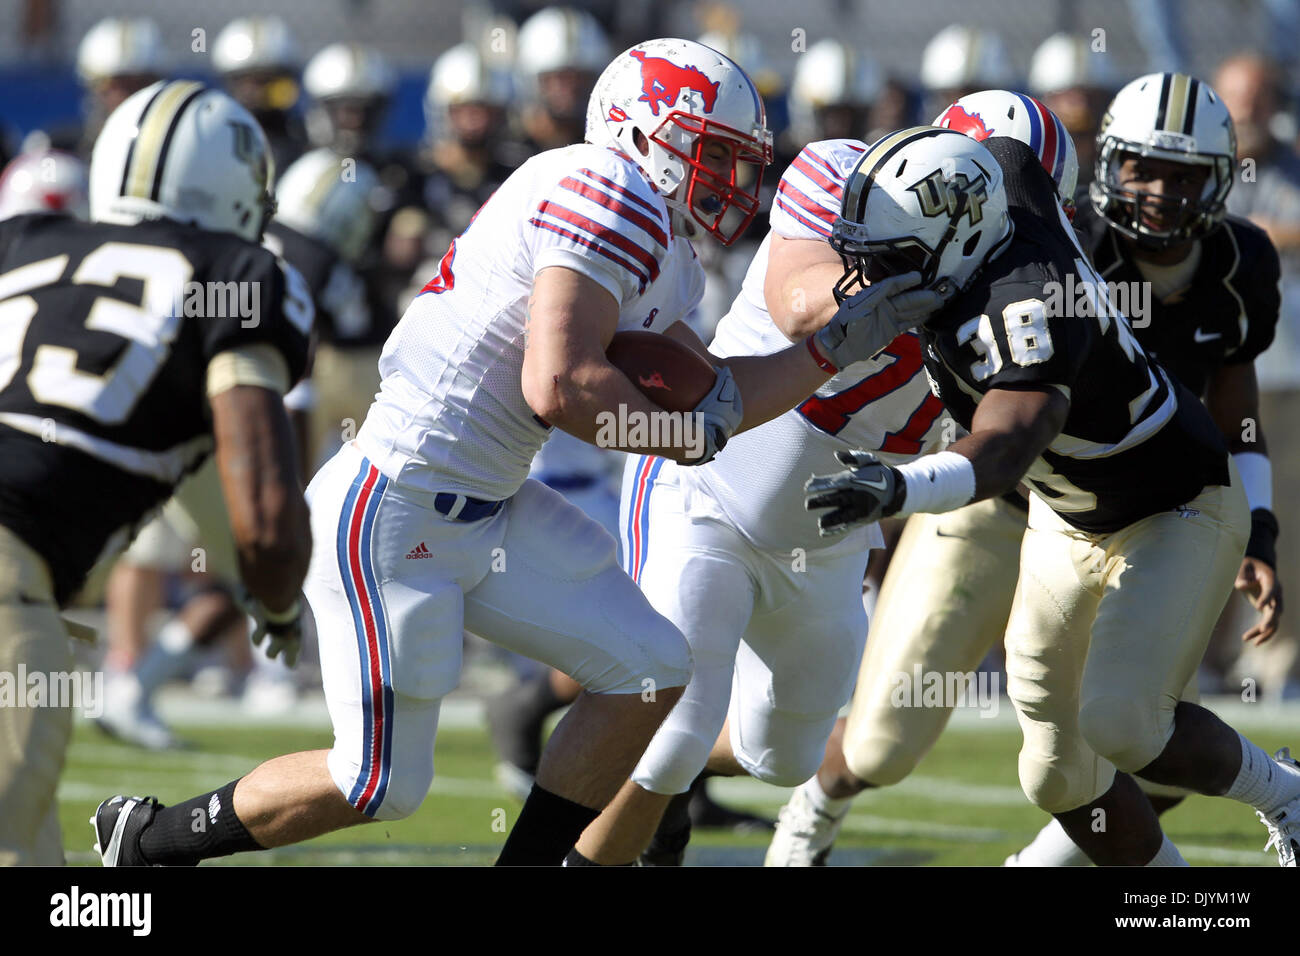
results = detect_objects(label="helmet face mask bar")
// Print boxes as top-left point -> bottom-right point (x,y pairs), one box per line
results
1091,139 -> 1230,248
658,110 -> 771,245
1090,72 -> 1236,250
830,229 -> 935,304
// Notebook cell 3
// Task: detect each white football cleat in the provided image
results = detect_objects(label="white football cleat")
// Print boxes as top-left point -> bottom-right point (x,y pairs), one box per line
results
1258,747 -> 1300,867
764,781 -> 847,866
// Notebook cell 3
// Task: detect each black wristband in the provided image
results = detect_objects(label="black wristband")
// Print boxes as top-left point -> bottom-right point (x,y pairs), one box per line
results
882,467 -> 908,518
1245,508 -> 1279,570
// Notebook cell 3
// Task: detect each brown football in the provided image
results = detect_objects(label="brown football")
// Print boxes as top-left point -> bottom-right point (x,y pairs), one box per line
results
606,330 -> 718,413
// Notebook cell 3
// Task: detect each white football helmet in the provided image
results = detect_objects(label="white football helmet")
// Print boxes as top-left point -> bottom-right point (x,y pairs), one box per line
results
833,127 -> 1012,299
77,17 -> 163,85
789,39 -> 882,142
920,26 -> 1014,92
1028,32 -> 1117,96
213,17 -> 298,75
1091,72 -> 1235,246
273,148 -> 378,263
517,7 -> 611,78
90,81 -> 275,243
0,150 -> 89,220
934,90 -> 1079,217
585,38 -> 773,245
303,43 -> 396,152
425,43 -> 513,146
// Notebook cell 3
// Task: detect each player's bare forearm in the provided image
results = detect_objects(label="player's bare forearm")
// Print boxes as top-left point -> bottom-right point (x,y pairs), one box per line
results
527,353 -> 714,461
948,385 -> 1070,500
211,385 -> 312,613
763,232 -> 854,339
522,267 -> 713,463
1206,361 -> 1268,455
716,343 -> 831,434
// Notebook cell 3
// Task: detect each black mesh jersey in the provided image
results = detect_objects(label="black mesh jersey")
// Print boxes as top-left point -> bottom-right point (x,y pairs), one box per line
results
919,138 -> 1229,534
1074,203 -> 1280,397
0,213 -> 312,604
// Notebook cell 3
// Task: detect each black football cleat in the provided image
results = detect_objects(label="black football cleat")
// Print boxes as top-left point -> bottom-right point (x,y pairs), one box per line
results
91,795 -> 161,866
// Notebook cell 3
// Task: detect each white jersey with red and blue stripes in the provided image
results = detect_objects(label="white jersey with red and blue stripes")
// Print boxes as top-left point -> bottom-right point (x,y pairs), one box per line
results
355,143 -> 705,502
678,139 -> 948,554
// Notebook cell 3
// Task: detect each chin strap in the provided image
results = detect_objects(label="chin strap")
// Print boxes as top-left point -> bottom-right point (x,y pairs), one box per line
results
665,202 -> 698,240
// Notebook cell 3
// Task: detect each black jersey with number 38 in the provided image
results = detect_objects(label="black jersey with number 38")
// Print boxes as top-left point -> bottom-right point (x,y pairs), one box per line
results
919,138 -> 1229,534
0,213 -> 313,604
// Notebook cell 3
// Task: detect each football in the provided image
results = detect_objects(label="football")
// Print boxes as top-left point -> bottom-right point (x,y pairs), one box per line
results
606,330 -> 718,413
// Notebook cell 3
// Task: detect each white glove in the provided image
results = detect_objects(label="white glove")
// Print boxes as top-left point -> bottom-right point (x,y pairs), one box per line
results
682,364 -> 743,466
246,596 -> 304,668
813,272 -> 951,370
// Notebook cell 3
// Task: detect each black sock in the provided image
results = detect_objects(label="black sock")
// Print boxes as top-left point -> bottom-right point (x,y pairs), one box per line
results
495,783 -> 599,866
139,779 -> 264,865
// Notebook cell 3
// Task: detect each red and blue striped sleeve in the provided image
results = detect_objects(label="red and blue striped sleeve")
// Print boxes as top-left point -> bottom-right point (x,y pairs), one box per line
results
529,159 -> 671,305
770,139 -> 864,242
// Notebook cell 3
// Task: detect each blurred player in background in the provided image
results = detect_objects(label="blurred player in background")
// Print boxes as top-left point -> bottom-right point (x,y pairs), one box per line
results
74,16 -> 164,157
1215,52 -> 1300,700
213,16 -> 309,176
918,24 -> 1014,120
416,42 -> 518,276
514,7 -> 610,154
0,80 -> 314,865
1028,32 -> 1118,190
0,149 -> 88,220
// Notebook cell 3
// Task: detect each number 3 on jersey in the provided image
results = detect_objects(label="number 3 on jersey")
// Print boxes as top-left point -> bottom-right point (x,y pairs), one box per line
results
958,297 -> 1055,381
797,333 -> 945,455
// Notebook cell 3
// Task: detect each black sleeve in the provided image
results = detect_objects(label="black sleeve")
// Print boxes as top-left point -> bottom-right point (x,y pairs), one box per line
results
197,244 -> 314,385
1225,228 -> 1281,366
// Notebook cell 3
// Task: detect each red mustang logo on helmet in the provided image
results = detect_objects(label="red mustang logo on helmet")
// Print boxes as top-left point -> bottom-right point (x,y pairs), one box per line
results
639,371 -> 671,391
938,104 -> 992,141
630,49 -> 719,117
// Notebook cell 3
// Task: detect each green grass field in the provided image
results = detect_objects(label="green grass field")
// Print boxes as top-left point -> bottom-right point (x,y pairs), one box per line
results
60,696 -> 1294,866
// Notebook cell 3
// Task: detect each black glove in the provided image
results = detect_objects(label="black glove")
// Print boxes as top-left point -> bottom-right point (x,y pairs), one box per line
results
804,450 -> 906,536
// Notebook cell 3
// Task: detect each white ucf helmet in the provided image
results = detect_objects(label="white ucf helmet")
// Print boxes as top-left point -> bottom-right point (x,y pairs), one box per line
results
934,90 -> 1079,217
77,17 -> 163,86
425,42 -> 513,139
585,38 -> 773,245
273,148 -> 378,263
0,150 -> 89,220
1091,72 -> 1235,247
789,39 -> 882,142
213,16 -> 298,75
833,126 -> 1011,300
920,25 -> 1014,93
89,81 -> 275,242
517,7 -> 611,80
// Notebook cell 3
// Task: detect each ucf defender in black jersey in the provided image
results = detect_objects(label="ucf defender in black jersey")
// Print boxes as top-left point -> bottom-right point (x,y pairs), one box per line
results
804,126 -> 1300,865
0,81 -> 313,865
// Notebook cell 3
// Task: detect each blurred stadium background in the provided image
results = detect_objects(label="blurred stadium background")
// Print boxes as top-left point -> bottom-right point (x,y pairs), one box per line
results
5,0 -> 1300,864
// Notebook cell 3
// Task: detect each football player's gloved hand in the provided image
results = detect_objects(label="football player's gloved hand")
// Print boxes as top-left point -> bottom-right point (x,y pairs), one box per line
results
804,449 -> 906,536
245,596 -> 304,668
813,272 -> 951,370
682,364 -> 744,467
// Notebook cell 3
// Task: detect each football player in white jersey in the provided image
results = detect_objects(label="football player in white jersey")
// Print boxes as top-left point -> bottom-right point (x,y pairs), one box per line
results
569,132 -> 965,865
92,39 -> 947,867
